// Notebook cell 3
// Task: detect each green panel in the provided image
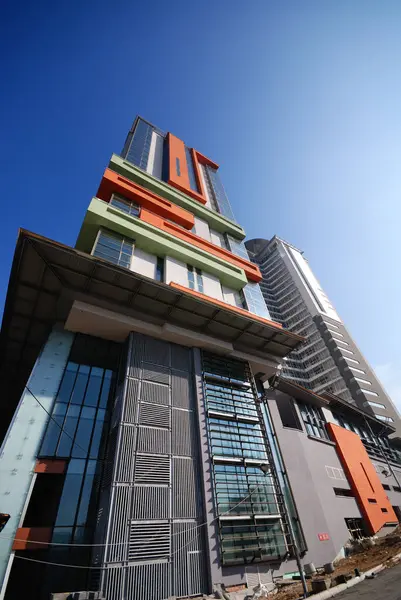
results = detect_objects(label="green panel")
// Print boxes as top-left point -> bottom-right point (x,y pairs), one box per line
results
75,198 -> 248,290
108,154 -> 246,241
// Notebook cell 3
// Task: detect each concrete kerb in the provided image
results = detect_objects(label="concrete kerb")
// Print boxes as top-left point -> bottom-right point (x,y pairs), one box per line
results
308,551 -> 401,600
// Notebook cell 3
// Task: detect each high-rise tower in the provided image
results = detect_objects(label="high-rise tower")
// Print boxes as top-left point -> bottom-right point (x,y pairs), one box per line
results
246,236 -> 401,429
0,118 -> 303,599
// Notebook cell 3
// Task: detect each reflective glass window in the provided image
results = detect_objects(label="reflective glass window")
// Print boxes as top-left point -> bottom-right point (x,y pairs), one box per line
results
93,230 -> 134,269
110,194 -> 140,217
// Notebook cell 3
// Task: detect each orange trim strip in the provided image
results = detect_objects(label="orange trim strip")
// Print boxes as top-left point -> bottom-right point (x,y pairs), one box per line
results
34,459 -> 67,474
327,423 -> 398,534
97,168 -> 194,230
167,133 -> 207,204
13,527 -> 52,551
170,282 -> 283,330
139,210 -> 262,282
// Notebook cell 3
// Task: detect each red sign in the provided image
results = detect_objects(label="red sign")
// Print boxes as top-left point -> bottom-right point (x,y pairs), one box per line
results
318,533 -> 330,541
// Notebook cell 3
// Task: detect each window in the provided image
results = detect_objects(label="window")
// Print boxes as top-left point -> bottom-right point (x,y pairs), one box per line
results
156,257 -> 164,282
334,488 -> 354,497
376,414 -> 394,423
277,397 -> 302,430
110,193 -> 140,217
367,400 -> 385,409
187,264 -> 203,293
393,486 -> 401,493
359,389 -> 379,397
354,377 -> 372,386
383,484 -> 391,490
93,230 -> 134,269
185,147 -> 199,192
298,402 -> 329,440
346,518 -> 365,540
176,157 -> 181,176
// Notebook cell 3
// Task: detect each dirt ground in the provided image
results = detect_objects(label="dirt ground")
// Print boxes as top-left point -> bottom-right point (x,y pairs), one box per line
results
271,530 -> 401,600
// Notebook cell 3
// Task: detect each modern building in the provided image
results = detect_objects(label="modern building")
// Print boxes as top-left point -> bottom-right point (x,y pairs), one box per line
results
0,118 -> 400,600
246,236 -> 401,431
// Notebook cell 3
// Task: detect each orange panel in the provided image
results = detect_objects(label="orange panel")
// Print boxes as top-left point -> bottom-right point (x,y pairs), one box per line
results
170,282 -> 283,330
327,423 -> 397,534
140,211 -> 262,283
34,459 -> 67,474
97,168 -> 194,230
167,133 -> 207,204
13,527 -> 52,550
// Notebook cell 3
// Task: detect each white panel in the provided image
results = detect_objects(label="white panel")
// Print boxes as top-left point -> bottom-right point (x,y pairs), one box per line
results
194,217 -> 211,242
210,229 -> 225,248
131,248 -> 157,279
165,256 -> 188,287
146,132 -> 163,179
203,273 -> 223,301
222,285 -> 241,308
284,243 -> 341,322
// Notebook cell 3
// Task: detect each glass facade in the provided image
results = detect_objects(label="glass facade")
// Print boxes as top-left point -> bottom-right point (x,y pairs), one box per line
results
93,230 -> 134,269
185,147 -> 199,193
202,352 -> 287,565
39,361 -> 115,546
124,119 -> 154,170
206,166 -> 236,221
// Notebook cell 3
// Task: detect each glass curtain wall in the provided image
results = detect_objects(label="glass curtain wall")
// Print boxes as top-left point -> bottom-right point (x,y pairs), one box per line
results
201,352 -> 287,565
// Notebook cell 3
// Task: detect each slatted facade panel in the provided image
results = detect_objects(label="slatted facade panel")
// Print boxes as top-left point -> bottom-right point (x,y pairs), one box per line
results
171,521 -> 208,598
106,485 -> 131,562
137,425 -> 170,454
125,562 -> 170,600
123,378 -> 139,423
104,566 -> 126,600
142,363 -> 170,385
134,454 -> 170,485
102,425 -> 118,489
132,485 -> 170,519
116,424 -> 137,482
171,344 -> 192,372
172,408 -> 195,456
141,380 -> 170,405
172,370 -> 192,409
173,457 -> 200,518
128,334 -> 144,378
129,521 -> 170,561
142,337 -> 170,365
139,402 -> 170,427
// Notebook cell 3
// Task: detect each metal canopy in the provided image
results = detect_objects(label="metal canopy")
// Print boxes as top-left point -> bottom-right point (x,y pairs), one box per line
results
0,229 -> 303,439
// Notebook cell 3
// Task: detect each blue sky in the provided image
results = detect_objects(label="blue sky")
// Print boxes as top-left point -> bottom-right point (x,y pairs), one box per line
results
1,0 -> 401,407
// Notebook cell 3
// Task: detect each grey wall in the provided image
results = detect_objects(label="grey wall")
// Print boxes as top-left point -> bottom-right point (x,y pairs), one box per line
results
267,390 -> 361,570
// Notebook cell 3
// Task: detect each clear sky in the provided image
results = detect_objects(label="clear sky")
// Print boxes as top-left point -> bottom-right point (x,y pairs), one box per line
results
1,0 -> 401,407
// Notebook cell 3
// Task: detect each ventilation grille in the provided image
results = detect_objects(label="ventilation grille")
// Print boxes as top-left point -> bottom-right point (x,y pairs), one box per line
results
173,457 -> 200,518
172,409 -> 195,456
139,402 -> 170,427
116,425 -> 136,482
104,566 -> 125,600
107,486 -> 131,562
137,426 -> 170,454
134,454 -> 170,484
142,364 -> 170,385
126,563 -> 170,600
129,521 -> 170,561
172,371 -> 192,409
141,380 -> 170,405
132,486 -> 170,519
123,378 -> 139,423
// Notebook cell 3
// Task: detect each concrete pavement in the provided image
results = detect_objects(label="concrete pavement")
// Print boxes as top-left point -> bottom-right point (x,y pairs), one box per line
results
332,562 -> 401,600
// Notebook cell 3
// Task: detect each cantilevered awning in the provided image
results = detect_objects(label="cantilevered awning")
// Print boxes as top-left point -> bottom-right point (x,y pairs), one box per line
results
0,230 -> 303,439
